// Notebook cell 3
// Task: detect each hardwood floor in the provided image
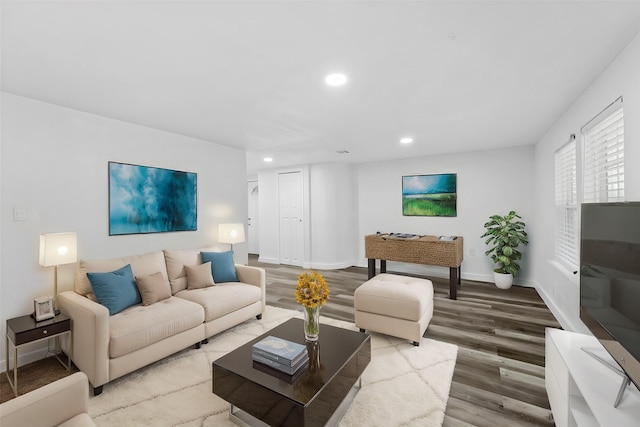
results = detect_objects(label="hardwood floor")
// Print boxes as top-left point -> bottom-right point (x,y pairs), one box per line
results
251,255 -> 560,427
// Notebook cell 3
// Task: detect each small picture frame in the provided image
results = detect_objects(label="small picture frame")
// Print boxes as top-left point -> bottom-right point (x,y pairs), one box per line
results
34,296 -> 55,321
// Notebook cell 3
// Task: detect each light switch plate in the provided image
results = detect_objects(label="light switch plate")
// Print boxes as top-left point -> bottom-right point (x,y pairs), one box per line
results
13,208 -> 27,222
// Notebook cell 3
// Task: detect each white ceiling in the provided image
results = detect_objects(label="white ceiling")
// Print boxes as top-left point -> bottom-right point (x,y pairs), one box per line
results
3,1 -> 640,174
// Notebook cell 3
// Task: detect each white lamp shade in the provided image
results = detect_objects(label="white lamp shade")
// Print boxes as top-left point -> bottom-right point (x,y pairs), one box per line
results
218,223 -> 245,245
39,232 -> 78,267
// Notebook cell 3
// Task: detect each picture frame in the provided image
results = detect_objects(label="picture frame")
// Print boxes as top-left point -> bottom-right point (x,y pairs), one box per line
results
33,296 -> 55,321
402,173 -> 457,217
108,162 -> 198,235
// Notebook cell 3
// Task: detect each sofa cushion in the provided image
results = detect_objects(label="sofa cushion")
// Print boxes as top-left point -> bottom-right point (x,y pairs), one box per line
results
185,262 -> 215,290
163,246 -> 219,294
201,251 -> 239,283
135,271 -> 172,306
87,265 -> 141,315
108,296 -> 204,358
175,283 -> 261,322
75,251 -> 170,299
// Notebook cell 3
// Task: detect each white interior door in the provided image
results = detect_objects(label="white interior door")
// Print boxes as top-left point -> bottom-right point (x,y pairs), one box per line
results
278,171 -> 304,266
247,181 -> 259,254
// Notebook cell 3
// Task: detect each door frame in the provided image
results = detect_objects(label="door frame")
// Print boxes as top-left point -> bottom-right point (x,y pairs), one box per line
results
276,166 -> 311,268
247,180 -> 259,255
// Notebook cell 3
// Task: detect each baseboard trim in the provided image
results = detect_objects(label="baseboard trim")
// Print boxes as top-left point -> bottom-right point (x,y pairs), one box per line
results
310,260 -> 358,270
353,260 -> 535,288
535,281 -> 584,333
0,346 -> 50,373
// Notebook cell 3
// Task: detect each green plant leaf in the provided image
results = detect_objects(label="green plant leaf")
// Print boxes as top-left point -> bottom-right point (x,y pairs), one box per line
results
481,210 -> 528,278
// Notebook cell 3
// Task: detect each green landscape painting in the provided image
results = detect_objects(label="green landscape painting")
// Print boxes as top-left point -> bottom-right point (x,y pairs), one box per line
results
402,173 -> 457,216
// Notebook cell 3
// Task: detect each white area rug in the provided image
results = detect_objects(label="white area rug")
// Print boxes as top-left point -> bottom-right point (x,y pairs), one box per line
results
89,306 -> 458,427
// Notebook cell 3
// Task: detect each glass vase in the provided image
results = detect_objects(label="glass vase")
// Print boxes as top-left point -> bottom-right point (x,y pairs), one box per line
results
304,306 -> 320,342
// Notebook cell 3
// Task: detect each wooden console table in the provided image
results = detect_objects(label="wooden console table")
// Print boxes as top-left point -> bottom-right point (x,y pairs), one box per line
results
364,234 -> 464,300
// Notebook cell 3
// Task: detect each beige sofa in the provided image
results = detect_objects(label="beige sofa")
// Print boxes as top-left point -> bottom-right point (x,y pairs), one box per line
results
58,247 -> 265,395
0,372 -> 94,427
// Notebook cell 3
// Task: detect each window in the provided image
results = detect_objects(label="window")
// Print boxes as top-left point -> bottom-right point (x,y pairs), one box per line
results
553,97 -> 624,270
555,137 -> 578,268
582,97 -> 624,203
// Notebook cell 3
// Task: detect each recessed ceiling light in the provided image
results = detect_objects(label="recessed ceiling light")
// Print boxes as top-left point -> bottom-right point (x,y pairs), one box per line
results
400,137 -> 414,144
325,73 -> 347,86
263,157 -> 273,162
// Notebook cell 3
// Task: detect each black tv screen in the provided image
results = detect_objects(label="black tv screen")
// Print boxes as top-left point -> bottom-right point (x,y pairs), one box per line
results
580,202 -> 640,391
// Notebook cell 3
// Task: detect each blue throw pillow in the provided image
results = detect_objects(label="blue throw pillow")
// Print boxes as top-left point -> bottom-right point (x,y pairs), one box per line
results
87,264 -> 142,315
201,251 -> 238,283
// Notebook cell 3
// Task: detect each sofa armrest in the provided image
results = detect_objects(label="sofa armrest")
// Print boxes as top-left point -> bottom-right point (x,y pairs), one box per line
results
0,372 -> 92,427
235,265 -> 266,311
57,291 -> 110,390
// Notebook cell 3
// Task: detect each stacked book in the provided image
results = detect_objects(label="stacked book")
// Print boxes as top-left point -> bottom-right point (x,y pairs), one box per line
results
252,336 -> 309,377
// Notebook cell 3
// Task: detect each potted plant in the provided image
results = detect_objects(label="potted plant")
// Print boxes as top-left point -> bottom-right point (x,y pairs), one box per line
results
481,210 -> 529,289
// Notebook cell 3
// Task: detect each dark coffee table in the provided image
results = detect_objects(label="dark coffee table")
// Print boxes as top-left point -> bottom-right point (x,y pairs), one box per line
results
213,318 -> 371,427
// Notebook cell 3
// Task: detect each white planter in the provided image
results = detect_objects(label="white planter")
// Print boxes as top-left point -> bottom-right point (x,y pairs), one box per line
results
493,272 -> 513,289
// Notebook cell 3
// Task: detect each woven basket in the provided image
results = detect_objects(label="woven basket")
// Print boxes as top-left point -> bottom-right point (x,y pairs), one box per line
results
364,234 -> 463,267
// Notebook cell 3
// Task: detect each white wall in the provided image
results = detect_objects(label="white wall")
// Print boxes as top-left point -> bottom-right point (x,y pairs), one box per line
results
532,32 -> 640,333
356,147 -> 535,282
257,170 -> 279,264
255,147 -> 535,283
309,163 -> 358,269
1,93 -> 248,369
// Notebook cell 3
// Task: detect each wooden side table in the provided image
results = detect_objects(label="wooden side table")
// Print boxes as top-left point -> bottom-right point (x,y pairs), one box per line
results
5,313 -> 71,397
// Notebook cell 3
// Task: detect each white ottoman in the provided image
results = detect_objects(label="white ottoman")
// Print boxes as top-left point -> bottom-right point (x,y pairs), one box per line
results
354,273 -> 434,346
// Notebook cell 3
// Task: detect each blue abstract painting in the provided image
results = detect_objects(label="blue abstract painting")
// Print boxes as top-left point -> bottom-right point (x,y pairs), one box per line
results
109,162 -> 197,235
402,173 -> 457,216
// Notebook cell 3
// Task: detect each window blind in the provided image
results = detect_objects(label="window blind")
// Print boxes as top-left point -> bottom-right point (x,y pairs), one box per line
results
555,137 -> 578,268
582,98 -> 624,203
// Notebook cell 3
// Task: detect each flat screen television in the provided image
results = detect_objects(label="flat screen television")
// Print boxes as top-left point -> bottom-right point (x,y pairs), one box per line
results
580,202 -> 640,398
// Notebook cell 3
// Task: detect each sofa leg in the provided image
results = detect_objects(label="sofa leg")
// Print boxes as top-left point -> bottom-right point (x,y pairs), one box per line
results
93,385 -> 103,396
412,341 -> 420,347
256,314 -> 262,320
359,328 -> 365,333
195,342 -> 201,349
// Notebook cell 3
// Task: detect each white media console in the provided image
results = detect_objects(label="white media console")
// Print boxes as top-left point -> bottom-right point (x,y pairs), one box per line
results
546,328 -> 640,427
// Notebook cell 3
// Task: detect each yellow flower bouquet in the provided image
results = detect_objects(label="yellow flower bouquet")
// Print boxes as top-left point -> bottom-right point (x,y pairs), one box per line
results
295,271 -> 329,341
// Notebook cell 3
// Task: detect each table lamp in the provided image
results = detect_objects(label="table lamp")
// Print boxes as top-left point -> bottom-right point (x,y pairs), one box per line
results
39,232 -> 78,314
218,223 -> 245,251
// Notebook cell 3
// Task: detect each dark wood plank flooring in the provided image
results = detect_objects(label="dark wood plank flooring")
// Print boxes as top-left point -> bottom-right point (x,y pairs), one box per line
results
252,255 -> 560,427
